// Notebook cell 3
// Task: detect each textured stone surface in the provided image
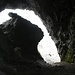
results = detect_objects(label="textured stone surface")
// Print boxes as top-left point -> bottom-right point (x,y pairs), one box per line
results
0,0 -> 75,61
0,0 -> 75,75
0,12 -> 44,62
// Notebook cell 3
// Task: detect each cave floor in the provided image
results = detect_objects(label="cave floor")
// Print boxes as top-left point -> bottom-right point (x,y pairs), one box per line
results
1,60 -> 75,75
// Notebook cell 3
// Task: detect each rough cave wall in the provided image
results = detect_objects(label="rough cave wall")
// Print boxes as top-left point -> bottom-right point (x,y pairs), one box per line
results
0,0 -> 75,62
0,0 -> 75,75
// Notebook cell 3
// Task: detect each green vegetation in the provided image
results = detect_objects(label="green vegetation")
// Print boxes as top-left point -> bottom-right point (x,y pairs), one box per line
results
63,48 -> 74,63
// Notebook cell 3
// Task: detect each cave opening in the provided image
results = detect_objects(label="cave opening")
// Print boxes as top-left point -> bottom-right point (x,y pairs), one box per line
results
0,9 -> 61,64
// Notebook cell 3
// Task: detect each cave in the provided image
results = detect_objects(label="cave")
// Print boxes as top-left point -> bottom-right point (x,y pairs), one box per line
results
0,0 -> 75,75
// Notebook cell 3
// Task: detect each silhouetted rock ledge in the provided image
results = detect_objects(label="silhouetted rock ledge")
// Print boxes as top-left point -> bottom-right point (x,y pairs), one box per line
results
0,12 -> 44,62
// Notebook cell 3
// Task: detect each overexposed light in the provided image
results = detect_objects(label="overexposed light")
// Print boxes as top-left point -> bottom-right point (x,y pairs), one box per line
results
38,36 -> 61,64
0,9 -> 61,64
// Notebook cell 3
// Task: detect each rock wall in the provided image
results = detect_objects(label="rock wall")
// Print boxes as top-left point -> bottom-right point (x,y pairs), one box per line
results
0,0 -> 75,75
0,0 -> 74,62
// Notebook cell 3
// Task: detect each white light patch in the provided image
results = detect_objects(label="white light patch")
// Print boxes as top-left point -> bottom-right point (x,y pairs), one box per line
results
0,9 -> 61,64
38,36 -> 61,64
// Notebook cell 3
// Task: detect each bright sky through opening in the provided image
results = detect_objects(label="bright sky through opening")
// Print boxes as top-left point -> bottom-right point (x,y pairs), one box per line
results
0,9 -> 61,64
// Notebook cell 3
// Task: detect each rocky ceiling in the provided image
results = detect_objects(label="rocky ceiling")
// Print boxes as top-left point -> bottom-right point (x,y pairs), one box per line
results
0,0 -> 75,75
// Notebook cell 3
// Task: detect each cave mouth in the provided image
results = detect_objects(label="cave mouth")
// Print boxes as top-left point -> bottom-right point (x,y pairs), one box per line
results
0,9 -> 61,64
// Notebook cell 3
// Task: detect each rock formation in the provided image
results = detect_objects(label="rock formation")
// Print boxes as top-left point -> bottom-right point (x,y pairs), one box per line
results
0,0 -> 75,75
0,12 -> 44,62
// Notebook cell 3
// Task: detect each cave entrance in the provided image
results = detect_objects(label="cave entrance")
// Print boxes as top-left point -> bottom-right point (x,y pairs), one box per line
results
0,9 -> 61,64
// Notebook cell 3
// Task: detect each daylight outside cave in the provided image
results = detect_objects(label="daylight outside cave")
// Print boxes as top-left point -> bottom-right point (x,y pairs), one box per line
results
0,9 -> 61,64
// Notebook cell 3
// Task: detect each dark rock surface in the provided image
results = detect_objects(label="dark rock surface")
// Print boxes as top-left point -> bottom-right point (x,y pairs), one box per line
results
0,12 -> 44,63
0,0 -> 75,62
0,0 -> 75,75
